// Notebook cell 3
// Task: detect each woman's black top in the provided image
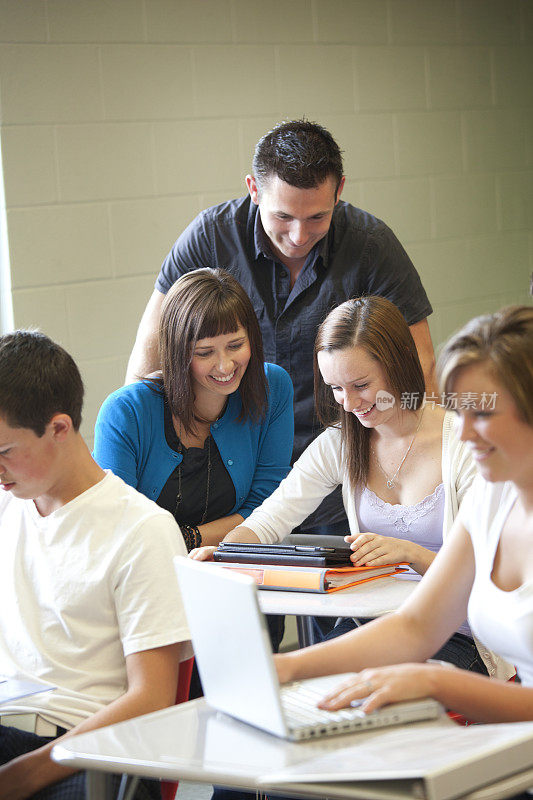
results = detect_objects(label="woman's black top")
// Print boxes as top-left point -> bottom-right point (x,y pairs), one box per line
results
156,399 -> 236,526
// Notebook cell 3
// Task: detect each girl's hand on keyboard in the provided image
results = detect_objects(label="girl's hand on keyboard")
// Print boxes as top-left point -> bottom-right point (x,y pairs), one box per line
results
317,663 -> 439,713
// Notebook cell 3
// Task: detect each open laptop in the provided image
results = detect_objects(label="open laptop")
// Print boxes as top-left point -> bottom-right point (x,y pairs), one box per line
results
174,557 -> 443,741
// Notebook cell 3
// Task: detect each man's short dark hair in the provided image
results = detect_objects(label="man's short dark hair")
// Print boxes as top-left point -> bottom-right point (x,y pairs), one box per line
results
253,119 -> 344,196
0,330 -> 83,435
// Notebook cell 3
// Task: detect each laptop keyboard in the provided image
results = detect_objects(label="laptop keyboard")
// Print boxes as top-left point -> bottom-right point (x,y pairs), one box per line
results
281,680 -> 366,733
280,677 -> 441,740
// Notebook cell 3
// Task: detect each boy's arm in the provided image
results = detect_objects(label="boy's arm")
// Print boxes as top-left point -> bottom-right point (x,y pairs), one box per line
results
0,642 -> 183,800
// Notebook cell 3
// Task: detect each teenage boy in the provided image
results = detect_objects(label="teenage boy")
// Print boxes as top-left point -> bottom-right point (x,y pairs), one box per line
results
0,331 -> 190,800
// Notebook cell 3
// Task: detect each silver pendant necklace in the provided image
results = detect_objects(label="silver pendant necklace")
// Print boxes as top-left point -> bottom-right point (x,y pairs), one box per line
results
371,408 -> 424,489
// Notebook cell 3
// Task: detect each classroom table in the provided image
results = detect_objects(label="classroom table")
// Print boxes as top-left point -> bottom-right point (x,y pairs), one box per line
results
258,575 -> 417,646
51,700 -> 451,800
51,699 -> 533,800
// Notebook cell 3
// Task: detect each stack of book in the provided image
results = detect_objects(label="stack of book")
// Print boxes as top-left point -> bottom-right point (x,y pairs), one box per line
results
212,561 -> 407,593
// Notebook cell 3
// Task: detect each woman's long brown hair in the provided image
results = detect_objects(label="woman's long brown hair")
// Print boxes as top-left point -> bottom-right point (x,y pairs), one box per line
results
314,296 -> 425,488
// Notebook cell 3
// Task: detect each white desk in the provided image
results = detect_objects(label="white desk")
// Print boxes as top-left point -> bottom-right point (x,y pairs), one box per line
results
51,699 -> 448,799
258,575 -> 416,618
258,575 -> 417,646
51,700 -> 533,800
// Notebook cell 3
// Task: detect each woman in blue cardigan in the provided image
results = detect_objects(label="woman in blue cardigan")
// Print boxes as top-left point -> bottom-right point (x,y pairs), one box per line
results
94,268 -> 294,554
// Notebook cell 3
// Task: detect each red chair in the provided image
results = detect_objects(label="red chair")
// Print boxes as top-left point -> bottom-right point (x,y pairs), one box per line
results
160,656 -> 195,800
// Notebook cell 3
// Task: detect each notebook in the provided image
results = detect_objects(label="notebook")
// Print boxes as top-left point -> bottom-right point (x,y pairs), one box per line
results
174,557 -> 443,741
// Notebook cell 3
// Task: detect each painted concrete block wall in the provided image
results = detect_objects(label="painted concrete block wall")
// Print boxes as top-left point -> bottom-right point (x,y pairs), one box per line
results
1,0 -> 532,444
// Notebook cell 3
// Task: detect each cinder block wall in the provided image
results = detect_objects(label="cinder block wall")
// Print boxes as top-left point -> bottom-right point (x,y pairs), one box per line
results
1,0 -> 531,443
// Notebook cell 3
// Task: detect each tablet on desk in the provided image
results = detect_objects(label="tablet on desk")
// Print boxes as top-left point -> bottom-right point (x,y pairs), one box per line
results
213,541 -> 353,567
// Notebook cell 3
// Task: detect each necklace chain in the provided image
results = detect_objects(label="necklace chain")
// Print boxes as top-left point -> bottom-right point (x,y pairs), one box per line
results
371,408 -> 425,489
174,425 -> 212,525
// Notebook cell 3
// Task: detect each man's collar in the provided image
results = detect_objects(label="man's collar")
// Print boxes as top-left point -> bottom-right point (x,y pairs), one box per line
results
252,205 -> 273,260
315,230 -> 330,269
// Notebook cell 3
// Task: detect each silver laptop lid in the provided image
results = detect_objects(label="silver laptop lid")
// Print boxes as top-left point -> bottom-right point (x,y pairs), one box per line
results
174,557 -> 289,738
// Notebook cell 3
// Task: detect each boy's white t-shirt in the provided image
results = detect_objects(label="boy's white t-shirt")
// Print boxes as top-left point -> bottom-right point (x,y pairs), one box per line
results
0,471 -> 191,729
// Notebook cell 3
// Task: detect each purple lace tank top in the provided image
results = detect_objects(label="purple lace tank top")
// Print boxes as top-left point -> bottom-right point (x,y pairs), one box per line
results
355,483 -> 471,637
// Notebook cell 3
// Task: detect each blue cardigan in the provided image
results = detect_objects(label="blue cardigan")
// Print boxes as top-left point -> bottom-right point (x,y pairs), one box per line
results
93,363 -> 294,519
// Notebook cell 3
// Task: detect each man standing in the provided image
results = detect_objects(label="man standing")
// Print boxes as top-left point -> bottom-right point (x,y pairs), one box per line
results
0,331 -> 190,799
127,120 -> 434,533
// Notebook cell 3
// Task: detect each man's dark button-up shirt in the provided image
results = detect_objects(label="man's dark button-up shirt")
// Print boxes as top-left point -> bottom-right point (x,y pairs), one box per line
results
157,195 -> 432,466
